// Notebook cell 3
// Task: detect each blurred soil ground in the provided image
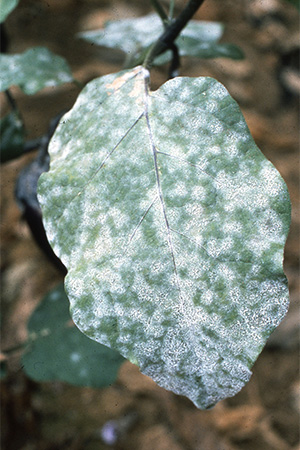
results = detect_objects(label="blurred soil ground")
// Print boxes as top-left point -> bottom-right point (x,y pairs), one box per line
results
1,0 -> 299,449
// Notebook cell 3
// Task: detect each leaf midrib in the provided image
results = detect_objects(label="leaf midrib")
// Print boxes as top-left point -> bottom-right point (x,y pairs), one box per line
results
142,70 -> 184,306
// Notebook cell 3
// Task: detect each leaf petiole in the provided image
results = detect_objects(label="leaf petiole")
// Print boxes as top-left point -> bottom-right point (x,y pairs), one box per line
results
150,0 -> 169,25
169,0 -> 175,19
144,0 -> 206,69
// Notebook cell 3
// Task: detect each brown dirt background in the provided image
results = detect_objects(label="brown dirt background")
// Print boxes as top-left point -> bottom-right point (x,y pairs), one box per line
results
1,0 -> 299,449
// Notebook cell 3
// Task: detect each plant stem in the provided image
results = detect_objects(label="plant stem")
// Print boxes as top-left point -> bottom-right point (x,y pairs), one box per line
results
144,0 -> 206,69
5,88 -> 25,129
23,137 -> 44,153
168,43 -> 180,78
169,0 -> 175,19
5,89 -> 18,112
150,0 -> 169,24
1,342 -> 27,358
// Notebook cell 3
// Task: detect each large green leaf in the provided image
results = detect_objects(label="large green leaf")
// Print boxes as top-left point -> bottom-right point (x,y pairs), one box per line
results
0,47 -> 74,95
38,67 -> 290,409
78,14 -> 243,63
22,284 -> 125,387
0,111 -> 25,162
0,0 -> 19,23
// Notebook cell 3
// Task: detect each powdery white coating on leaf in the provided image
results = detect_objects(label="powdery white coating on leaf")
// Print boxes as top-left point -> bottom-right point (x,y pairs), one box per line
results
38,67 -> 290,409
78,15 -> 223,53
0,47 -> 73,94
0,0 -> 19,23
78,15 -> 243,64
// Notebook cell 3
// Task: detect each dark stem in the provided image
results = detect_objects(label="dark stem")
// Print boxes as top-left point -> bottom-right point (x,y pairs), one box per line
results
144,0 -> 206,69
168,43 -> 180,79
0,23 -> 8,53
4,88 -> 26,132
23,137 -> 44,153
1,342 -> 27,357
23,110 -> 67,156
5,89 -> 18,112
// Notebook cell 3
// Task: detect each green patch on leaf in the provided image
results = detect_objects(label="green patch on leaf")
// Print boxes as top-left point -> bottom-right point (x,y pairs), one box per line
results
22,284 -> 125,387
0,47 -> 74,95
38,67 -> 290,409
0,111 -> 25,162
78,14 -> 243,64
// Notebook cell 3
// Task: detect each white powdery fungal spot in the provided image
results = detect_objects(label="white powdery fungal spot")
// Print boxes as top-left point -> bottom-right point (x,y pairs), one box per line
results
0,47 -> 73,94
38,67 -> 290,410
207,237 -> 233,258
70,352 -> 81,363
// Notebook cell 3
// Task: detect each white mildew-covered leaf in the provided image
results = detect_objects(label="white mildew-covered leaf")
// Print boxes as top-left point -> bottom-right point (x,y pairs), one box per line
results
0,0 -> 19,23
38,67 -> 290,409
78,14 -> 243,63
0,47 -> 74,94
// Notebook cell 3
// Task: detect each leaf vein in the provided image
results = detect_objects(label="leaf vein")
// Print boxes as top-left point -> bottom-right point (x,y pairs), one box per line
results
55,113 -> 144,224
127,196 -> 158,247
143,72 -> 183,304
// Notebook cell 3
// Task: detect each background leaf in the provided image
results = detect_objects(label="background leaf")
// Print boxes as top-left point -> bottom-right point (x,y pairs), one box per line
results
154,41 -> 244,65
78,14 -> 244,64
0,111 -> 25,162
22,284 -> 125,387
284,0 -> 300,11
0,0 -> 19,23
38,67 -> 290,409
0,47 -> 74,95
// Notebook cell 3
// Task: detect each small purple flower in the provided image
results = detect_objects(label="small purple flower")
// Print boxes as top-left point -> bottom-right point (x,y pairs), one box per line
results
101,420 -> 120,445
100,411 -> 139,445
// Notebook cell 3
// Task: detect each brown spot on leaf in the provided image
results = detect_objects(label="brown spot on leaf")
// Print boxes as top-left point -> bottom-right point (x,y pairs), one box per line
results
105,66 -> 142,95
